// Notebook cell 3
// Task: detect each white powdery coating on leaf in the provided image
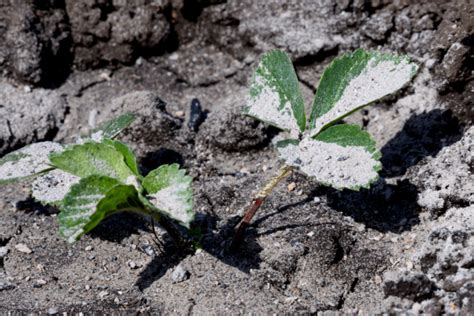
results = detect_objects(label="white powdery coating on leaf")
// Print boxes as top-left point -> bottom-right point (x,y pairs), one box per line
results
247,71 -> 300,137
149,181 -> 192,226
0,142 -> 63,181
32,169 -> 80,204
278,138 -> 380,189
125,175 -> 140,190
310,58 -> 415,136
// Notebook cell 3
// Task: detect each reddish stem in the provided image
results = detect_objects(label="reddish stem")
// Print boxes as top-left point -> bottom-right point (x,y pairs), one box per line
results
232,197 -> 265,248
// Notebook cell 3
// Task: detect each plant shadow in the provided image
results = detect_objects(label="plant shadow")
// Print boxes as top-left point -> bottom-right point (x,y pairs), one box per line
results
135,212 -> 263,291
380,109 -> 463,177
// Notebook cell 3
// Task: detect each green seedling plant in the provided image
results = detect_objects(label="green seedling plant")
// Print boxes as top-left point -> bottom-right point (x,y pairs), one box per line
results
234,48 -> 418,243
0,113 -> 194,244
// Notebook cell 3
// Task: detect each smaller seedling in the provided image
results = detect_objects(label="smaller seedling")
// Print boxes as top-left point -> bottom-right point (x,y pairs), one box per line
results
234,49 -> 418,243
0,113 -> 194,244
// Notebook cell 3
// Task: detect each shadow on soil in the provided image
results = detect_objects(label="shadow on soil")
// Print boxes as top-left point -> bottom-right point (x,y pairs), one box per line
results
134,213 -> 263,290
380,109 -> 463,177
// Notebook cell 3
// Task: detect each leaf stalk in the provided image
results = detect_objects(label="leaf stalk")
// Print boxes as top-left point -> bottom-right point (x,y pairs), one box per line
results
232,164 -> 293,247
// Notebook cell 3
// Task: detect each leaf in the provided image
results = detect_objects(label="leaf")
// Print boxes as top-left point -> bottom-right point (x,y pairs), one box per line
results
49,142 -> 135,182
102,139 -> 140,176
244,50 -> 306,136
142,163 -> 194,227
277,126 -> 382,190
313,124 -> 381,160
31,169 -> 80,206
308,49 -> 418,136
90,112 -> 136,139
0,142 -> 63,184
58,175 -> 143,243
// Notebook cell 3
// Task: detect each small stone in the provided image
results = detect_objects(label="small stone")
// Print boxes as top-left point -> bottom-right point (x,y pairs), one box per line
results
174,110 -> 185,118
307,231 -> 315,237
47,307 -> 58,315
0,247 -> 8,258
34,279 -> 47,288
313,197 -> 321,203
85,284 -> 90,290
15,243 -> 32,254
114,297 -> 120,304
171,265 -> 190,283
142,245 -> 155,257
127,260 -> 138,269
98,290 -> 109,299
287,182 -> 296,192
85,246 -> 93,251
412,302 -> 422,313
374,275 -> 382,284
406,261 -> 414,270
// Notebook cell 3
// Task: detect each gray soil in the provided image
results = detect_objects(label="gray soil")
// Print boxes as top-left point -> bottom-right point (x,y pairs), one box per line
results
0,0 -> 473,314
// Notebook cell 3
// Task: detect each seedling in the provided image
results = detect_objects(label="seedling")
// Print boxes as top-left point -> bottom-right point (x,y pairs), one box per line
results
234,49 -> 418,243
0,113 -> 194,244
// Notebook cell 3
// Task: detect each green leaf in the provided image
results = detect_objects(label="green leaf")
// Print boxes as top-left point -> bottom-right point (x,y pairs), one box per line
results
31,169 -> 80,206
313,124 -> 381,160
102,139 -> 140,176
309,49 -> 418,136
244,50 -> 306,135
58,175 -> 144,243
58,175 -> 121,243
277,126 -> 382,190
0,142 -> 63,184
49,142 -> 135,182
90,112 -> 136,139
142,163 -> 194,227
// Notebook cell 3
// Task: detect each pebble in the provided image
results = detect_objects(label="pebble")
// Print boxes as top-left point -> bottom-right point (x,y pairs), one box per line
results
406,261 -> 414,270
0,246 -> 8,258
412,302 -> 422,313
143,245 -> 155,257
98,290 -> 109,299
47,307 -> 58,315
307,231 -> 315,237
127,260 -> 138,269
171,265 -> 190,283
85,246 -> 93,251
374,275 -> 382,284
174,110 -> 185,118
287,182 -> 296,192
34,279 -> 47,288
313,197 -> 321,203
15,244 -> 32,254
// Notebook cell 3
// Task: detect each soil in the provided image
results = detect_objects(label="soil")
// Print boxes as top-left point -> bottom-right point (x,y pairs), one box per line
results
0,0 -> 473,314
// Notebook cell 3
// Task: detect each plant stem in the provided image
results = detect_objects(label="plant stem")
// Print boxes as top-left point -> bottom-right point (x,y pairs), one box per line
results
232,164 -> 293,247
